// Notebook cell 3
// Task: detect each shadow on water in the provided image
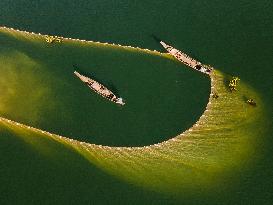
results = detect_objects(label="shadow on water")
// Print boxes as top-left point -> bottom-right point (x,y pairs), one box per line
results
151,34 -> 162,43
223,74 -> 233,92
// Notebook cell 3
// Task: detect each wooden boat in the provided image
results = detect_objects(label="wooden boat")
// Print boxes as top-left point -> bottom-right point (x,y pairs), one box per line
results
74,71 -> 125,105
159,40 -> 213,75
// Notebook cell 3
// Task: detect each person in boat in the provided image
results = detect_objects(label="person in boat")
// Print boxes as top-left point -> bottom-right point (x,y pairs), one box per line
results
106,94 -> 114,99
195,65 -> 202,70
229,77 -> 240,91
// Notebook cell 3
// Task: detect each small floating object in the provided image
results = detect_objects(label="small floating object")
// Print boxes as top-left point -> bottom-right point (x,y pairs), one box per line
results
45,35 -> 62,43
229,76 -> 240,91
74,71 -> 125,106
246,99 -> 256,106
155,37 -> 213,75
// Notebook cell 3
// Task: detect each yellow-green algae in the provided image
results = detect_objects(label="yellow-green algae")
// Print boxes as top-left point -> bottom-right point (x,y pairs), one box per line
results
0,27 -> 267,194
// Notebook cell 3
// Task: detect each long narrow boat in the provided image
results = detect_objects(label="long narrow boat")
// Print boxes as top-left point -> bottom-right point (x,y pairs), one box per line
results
74,71 -> 125,106
159,41 -> 213,75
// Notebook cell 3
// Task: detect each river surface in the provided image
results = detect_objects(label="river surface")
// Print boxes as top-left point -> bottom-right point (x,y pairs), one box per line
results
0,0 -> 272,204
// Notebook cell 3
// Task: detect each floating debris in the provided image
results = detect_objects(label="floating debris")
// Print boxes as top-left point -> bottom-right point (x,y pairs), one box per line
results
229,76 -> 240,91
45,35 -> 62,43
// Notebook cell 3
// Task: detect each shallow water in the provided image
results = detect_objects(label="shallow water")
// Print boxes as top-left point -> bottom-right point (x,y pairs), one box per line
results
0,0 -> 272,204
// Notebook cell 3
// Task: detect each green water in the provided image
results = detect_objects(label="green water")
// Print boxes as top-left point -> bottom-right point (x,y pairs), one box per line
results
0,34 -> 210,147
0,0 -> 272,204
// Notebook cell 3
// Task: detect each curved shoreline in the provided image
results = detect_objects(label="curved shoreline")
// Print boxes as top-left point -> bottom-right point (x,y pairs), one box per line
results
0,26 -> 265,193
0,25 -> 213,149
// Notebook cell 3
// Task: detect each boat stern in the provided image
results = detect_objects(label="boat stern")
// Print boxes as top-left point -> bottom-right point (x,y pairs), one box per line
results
116,98 -> 125,106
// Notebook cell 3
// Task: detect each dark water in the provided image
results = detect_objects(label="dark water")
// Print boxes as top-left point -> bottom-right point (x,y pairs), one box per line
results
0,0 -> 272,204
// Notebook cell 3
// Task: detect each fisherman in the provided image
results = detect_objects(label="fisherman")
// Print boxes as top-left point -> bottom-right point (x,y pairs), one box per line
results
229,77 -> 240,91
212,92 -> 219,99
246,99 -> 256,106
195,65 -> 202,70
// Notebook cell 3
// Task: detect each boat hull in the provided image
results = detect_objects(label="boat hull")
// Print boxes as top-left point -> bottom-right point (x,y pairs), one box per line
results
160,41 -> 213,75
74,71 -> 125,105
